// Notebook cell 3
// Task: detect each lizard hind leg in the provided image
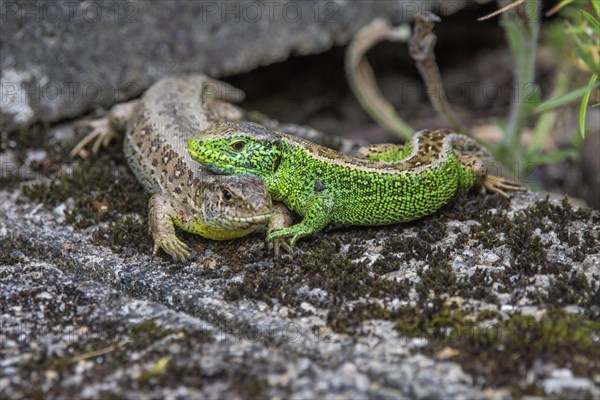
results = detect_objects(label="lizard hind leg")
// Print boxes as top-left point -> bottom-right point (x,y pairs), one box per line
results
482,175 -> 526,198
70,101 -> 138,157
456,154 -> 525,197
206,100 -> 245,122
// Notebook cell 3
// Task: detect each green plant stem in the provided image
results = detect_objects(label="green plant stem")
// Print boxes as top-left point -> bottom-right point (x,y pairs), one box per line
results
499,0 -> 541,167
579,73 -> 598,137
528,64 -> 572,155
533,82 -> 600,114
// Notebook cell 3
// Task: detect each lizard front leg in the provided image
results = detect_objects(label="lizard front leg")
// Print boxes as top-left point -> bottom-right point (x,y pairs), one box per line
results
148,193 -> 196,261
266,202 -> 295,256
266,195 -> 334,247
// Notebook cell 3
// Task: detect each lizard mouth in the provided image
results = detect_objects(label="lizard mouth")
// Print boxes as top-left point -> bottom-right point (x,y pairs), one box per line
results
228,213 -> 272,224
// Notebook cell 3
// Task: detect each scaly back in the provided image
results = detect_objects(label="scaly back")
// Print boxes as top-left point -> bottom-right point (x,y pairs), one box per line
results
276,128 -> 472,176
124,75 -> 244,194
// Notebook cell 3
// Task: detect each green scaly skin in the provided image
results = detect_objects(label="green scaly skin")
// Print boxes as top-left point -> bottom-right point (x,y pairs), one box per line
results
188,121 -> 525,246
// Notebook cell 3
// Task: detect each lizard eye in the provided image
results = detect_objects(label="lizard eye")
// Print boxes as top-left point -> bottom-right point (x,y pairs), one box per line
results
231,141 -> 245,151
222,190 -> 232,201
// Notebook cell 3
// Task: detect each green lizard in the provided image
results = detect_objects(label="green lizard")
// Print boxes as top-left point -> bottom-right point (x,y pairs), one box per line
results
71,75 -> 293,260
188,121 -> 525,246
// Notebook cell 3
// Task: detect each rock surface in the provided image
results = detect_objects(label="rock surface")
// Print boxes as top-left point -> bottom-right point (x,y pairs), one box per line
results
1,138 -> 598,398
0,0 -> 474,130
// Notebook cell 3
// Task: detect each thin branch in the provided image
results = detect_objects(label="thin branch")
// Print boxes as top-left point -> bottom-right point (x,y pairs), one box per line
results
345,19 -> 414,140
478,0 -> 528,21
70,341 -> 128,363
409,12 -> 470,135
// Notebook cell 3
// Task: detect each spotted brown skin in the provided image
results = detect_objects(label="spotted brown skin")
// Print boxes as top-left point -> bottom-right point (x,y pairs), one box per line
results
72,75 -> 282,260
188,121 -> 525,246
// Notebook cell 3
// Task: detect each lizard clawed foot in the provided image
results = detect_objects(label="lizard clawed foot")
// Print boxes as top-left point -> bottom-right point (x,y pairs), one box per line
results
70,117 -> 115,157
267,227 -> 307,249
266,203 -> 296,256
152,235 -> 191,262
483,175 -> 526,198
268,237 -> 294,257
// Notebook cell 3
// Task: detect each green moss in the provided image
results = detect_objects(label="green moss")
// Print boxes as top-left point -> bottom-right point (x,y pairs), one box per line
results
128,320 -> 176,343
466,196 -> 598,288
2,123 -> 51,157
453,231 -> 470,248
0,169 -> 25,191
459,196 -> 596,275
224,191 -> 597,364
546,271 -> 592,307
580,230 -> 598,254
457,269 -> 500,304
229,375 -> 269,398
327,297 -> 473,337
442,190 -> 510,221
330,302 -> 600,395
371,235 -> 429,275
476,309 -> 500,321
22,152 -> 148,229
91,216 -> 151,257
429,308 -> 600,396
416,219 -> 448,242
224,239 -> 410,310
416,248 -> 458,300
127,318 -> 213,344
0,240 -> 22,265
399,301 -> 473,340
327,302 -> 391,334
0,254 -> 21,265
124,321 -> 266,395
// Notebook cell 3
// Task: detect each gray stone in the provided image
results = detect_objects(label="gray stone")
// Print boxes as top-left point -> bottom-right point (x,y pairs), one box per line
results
543,375 -> 599,399
0,184 -> 492,398
1,137 -> 599,397
0,0 -> 473,130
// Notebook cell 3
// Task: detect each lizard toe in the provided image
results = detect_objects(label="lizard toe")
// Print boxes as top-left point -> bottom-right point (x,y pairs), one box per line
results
270,238 -> 294,257
156,236 -> 191,261
483,175 -> 525,198
289,234 -> 304,247
71,118 -> 115,157
266,229 -> 290,243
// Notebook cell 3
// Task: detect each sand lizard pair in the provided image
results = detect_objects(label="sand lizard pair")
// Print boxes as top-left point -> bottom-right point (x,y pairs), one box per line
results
73,75 -> 523,259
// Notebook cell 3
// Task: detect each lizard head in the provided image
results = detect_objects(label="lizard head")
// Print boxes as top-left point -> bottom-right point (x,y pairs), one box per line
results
199,174 -> 273,238
188,121 -> 282,180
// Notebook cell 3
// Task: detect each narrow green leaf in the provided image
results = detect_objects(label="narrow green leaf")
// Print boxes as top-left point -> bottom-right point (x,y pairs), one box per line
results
579,73 -> 598,138
529,64 -> 572,154
593,0 -> 600,18
534,81 -> 600,113
570,34 -> 599,72
580,10 -> 600,32
529,110 -> 557,154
